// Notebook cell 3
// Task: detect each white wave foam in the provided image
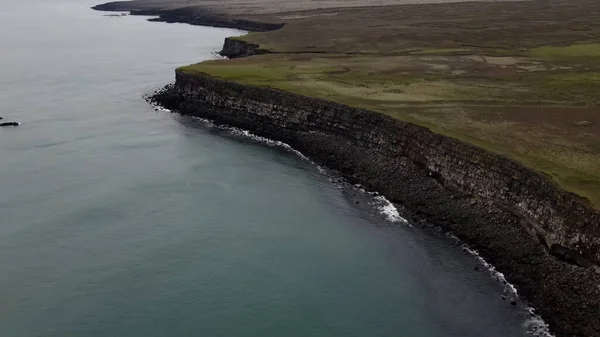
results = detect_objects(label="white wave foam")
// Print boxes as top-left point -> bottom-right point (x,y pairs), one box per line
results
315,165 -> 330,175
447,234 -> 554,337
226,128 -> 310,161
524,311 -> 553,337
459,243 -> 519,296
373,195 -> 409,224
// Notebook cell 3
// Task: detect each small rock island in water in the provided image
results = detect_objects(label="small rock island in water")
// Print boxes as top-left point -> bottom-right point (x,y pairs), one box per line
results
0,117 -> 19,127
95,0 -> 600,336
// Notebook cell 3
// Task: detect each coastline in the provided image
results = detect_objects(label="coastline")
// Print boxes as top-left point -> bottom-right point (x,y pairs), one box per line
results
153,101 -> 553,337
148,71 -> 600,337
95,2 -> 600,337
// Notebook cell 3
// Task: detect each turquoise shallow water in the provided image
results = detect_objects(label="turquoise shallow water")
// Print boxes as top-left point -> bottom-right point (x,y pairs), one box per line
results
0,1 -> 538,336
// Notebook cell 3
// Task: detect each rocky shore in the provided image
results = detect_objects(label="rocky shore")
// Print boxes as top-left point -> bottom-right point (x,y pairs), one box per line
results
148,71 -> 600,337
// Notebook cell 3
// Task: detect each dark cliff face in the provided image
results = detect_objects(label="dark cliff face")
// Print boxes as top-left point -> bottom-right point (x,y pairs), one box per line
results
220,38 -> 272,59
151,71 -> 600,337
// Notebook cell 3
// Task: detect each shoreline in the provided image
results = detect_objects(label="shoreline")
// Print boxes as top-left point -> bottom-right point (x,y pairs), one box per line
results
95,3 -> 600,336
154,101 -> 553,336
147,72 -> 600,337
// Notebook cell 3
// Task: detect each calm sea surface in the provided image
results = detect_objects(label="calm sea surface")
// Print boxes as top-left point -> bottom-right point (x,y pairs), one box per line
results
0,1 -> 540,336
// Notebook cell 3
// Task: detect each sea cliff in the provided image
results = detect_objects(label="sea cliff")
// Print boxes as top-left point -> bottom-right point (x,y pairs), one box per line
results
150,69 -> 600,337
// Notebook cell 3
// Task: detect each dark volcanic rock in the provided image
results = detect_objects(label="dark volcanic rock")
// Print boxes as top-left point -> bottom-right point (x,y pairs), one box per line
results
220,38 -> 271,58
149,72 -> 600,337
0,122 -> 19,127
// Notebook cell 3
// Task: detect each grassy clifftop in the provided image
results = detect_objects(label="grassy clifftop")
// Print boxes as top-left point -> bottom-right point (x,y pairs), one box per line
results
181,0 -> 600,207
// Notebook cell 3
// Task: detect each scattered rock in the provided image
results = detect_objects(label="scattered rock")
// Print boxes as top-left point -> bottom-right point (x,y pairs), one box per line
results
0,122 -> 19,127
510,300 -> 517,306
474,266 -> 480,271
501,295 -> 507,301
